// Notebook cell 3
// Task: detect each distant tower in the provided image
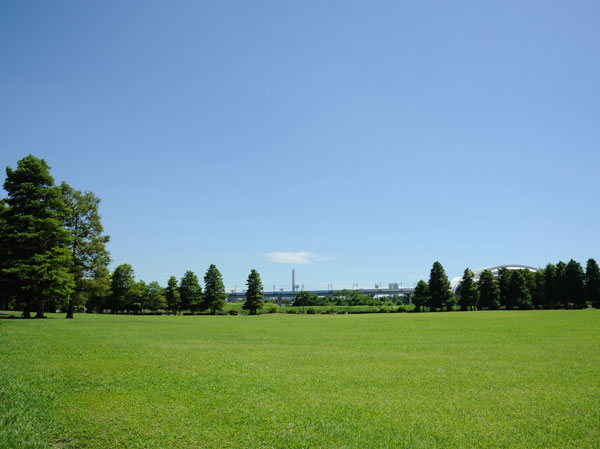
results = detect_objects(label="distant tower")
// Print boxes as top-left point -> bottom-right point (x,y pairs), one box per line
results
292,269 -> 296,293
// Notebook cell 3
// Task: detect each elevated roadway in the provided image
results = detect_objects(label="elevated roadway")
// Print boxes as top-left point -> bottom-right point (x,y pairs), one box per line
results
227,287 -> 414,302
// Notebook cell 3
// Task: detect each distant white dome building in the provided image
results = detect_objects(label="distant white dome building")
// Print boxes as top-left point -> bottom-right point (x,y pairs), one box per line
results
450,265 -> 539,294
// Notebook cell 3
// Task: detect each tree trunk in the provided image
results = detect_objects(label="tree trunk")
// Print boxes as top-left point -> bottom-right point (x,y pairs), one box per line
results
65,298 -> 74,319
34,297 -> 45,318
22,302 -> 31,319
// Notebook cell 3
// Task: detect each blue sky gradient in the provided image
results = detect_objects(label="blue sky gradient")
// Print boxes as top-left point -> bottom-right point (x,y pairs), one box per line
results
1,1 -> 599,290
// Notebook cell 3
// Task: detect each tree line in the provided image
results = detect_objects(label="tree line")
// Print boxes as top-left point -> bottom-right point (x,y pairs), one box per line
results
412,260 -> 600,312
2,155 -> 598,317
292,290 -> 404,308
0,155 -> 266,317
86,264 -> 264,316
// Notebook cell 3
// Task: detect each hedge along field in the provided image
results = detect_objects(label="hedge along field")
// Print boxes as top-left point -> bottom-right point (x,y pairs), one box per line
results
1,311 -> 599,449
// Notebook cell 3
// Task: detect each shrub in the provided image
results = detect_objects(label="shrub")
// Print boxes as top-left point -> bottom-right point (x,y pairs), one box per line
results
288,307 -> 299,314
228,309 -> 239,315
379,306 -> 390,313
268,306 -> 278,314
396,305 -> 407,313
306,307 -> 316,314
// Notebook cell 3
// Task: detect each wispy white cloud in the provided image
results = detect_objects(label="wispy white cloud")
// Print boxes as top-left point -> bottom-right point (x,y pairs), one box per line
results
264,251 -> 331,265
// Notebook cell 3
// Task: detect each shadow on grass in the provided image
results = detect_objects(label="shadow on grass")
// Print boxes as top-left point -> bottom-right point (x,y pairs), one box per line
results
0,311 -> 61,319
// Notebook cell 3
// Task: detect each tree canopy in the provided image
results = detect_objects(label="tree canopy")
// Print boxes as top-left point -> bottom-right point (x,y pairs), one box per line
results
477,270 -> 499,310
1,155 -> 74,318
412,280 -> 429,312
204,264 -> 227,314
60,182 -> 110,318
457,268 -> 477,311
586,259 -> 600,308
427,261 -> 452,312
243,269 -> 264,314
180,270 -> 202,314
166,276 -> 180,314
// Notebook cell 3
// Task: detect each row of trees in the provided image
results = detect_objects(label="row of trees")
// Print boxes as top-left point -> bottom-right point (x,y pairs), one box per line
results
88,264 -> 264,315
292,289 -> 397,308
413,260 -> 600,312
2,155 -> 598,317
0,155 -> 267,318
0,155 -> 111,318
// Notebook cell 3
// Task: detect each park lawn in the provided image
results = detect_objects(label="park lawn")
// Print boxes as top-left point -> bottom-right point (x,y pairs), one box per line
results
1,310 -> 599,448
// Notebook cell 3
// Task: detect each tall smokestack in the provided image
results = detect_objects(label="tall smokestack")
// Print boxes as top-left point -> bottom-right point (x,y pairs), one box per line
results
292,269 -> 296,293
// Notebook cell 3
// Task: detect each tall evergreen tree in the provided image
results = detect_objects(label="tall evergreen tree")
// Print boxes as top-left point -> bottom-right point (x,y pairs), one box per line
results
60,183 -> 110,318
508,270 -> 531,309
0,199 -> 10,311
532,270 -> 545,309
477,270 -> 499,310
243,269 -> 264,315
1,155 -> 74,318
522,269 -> 536,308
180,270 -> 203,314
542,263 -> 558,309
108,264 -> 135,313
427,261 -> 451,312
585,258 -> 600,309
412,280 -> 429,312
555,261 -> 567,308
457,268 -> 477,311
166,276 -> 180,314
203,264 -> 227,314
565,259 -> 586,308
497,267 -> 512,309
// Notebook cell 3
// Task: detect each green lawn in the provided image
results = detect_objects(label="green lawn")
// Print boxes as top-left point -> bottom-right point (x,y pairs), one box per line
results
1,310 -> 599,448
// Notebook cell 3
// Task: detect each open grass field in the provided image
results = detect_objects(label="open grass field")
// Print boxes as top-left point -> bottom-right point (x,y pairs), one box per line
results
1,310 -> 599,448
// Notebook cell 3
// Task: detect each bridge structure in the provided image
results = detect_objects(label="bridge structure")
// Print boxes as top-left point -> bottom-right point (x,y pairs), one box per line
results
450,264 -> 539,294
227,287 -> 414,303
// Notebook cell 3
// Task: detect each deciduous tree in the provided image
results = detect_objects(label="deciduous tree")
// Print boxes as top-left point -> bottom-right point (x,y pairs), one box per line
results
86,265 -> 111,312
60,182 -> 110,318
412,280 -> 429,312
292,291 -> 318,310
146,281 -> 166,314
166,276 -> 180,314
108,264 -> 135,313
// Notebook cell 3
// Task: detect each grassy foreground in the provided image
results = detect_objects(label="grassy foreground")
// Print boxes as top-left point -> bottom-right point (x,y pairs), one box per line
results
1,311 -> 599,448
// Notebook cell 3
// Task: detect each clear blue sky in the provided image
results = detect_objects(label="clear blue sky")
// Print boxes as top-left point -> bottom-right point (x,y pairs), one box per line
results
1,1 -> 599,291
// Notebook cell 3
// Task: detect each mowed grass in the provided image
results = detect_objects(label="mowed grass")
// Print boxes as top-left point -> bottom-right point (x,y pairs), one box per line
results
1,311 -> 599,448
